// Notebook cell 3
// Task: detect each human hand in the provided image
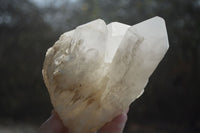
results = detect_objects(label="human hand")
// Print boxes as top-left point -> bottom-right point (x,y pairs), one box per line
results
38,111 -> 128,133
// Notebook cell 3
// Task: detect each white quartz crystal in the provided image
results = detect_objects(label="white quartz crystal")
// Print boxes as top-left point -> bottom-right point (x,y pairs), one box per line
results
42,16 -> 169,133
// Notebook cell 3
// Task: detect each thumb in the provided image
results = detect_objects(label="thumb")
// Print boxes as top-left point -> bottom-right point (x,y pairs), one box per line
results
99,113 -> 127,133
38,111 -> 68,133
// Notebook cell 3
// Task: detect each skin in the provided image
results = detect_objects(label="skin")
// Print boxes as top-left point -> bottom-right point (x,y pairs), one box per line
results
38,110 -> 128,133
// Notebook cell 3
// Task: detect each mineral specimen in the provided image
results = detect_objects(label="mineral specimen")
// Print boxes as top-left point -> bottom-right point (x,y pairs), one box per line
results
42,16 -> 169,133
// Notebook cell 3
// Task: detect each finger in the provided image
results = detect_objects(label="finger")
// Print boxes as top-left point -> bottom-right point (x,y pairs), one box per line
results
38,111 -> 68,133
99,113 -> 127,133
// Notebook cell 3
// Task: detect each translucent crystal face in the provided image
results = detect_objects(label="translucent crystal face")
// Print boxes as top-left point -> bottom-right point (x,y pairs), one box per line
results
105,22 -> 130,63
42,17 -> 169,133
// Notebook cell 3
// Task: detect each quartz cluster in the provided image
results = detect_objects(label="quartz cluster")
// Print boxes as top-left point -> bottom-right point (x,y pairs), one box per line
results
42,16 -> 169,133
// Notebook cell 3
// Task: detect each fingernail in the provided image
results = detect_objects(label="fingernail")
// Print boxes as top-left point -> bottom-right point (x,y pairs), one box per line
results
121,113 -> 128,122
118,113 -> 127,130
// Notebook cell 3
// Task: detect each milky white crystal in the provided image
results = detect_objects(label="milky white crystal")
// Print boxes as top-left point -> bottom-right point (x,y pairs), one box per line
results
42,16 -> 169,133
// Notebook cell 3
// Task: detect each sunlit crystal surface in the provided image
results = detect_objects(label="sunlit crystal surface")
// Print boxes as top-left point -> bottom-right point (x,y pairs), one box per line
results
42,17 -> 169,133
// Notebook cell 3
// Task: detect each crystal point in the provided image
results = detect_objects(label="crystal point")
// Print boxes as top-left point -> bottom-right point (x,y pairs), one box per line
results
42,17 -> 169,133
